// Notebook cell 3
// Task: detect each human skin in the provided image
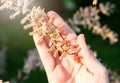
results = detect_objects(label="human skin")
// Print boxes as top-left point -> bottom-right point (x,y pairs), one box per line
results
32,11 -> 109,83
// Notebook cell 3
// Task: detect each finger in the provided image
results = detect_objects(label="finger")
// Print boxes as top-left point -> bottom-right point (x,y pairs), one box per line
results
32,25 -> 56,76
77,34 -> 107,73
47,11 -> 77,41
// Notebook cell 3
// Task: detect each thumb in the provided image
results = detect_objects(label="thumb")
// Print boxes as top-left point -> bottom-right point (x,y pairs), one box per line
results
77,34 -> 91,57
77,34 -> 107,73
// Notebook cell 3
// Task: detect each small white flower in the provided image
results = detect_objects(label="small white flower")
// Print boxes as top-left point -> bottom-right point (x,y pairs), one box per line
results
23,24 -> 32,30
92,0 -> 97,5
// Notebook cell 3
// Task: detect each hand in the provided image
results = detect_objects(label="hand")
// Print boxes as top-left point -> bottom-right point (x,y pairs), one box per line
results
32,11 -> 109,83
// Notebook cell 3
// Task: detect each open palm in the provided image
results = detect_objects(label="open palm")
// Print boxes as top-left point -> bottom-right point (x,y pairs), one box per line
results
32,11 -> 109,83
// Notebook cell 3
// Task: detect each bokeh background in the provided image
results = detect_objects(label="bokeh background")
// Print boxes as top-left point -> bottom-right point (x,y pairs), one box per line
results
0,0 -> 120,83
